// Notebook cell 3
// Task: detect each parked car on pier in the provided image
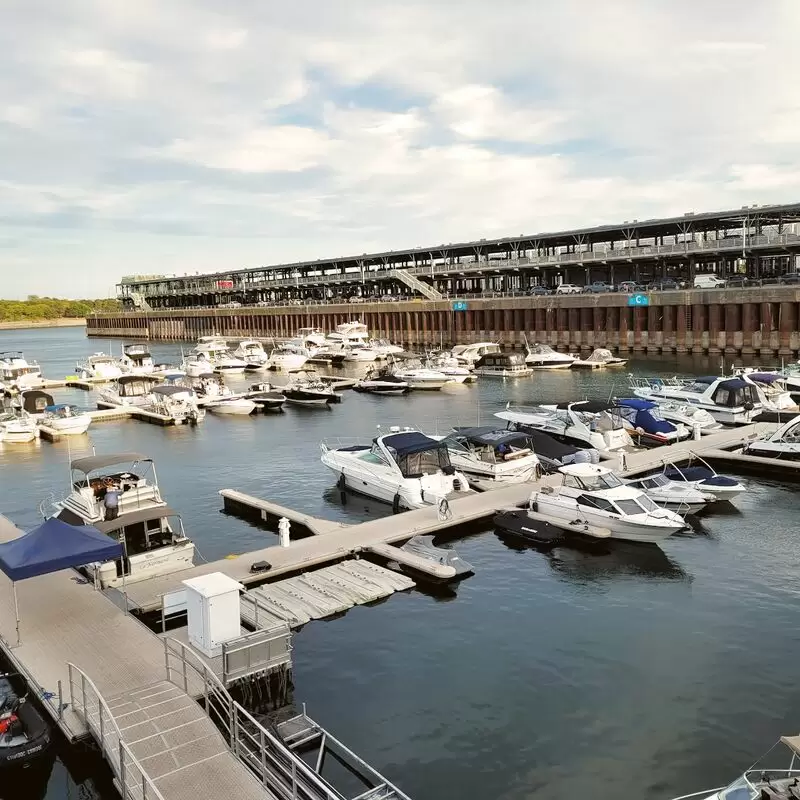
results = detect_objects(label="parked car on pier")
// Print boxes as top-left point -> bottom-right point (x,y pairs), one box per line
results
649,279 -> 680,291
583,281 -> 614,293
555,284 -> 582,295
618,281 -> 646,293
529,285 -> 553,296
779,271 -> 800,284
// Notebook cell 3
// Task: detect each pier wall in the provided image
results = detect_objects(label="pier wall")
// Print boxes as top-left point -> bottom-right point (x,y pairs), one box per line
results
87,288 -> 800,357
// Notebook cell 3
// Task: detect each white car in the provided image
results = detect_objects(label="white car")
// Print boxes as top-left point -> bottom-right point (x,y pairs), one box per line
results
555,284 -> 582,295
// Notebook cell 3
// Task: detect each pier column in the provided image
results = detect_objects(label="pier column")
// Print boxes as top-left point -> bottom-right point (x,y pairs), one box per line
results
724,303 -> 742,355
662,305 -> 675,353
741,303 -> 756,355
605,307 -> 619,350
568,308 -> 580,351
632,306 -> 645,352
593,307 -> 605,348
675,305 -> 687,353
778,301 -> 797,356
645,305 -> 660,353
619,307 -> 632,351
691,303 -> 706,353
708,304 -> 722,354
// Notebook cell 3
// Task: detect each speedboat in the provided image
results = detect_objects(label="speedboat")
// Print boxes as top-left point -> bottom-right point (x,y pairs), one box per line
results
631,375 -> 763,425
390,359 -> 452,390
326,321 -> 370,348
296,327 -> 327,349
434,426 -> 541,483
0,672 -> 51,770
501,426 -> 601,472
20,390 -> 92,435
0,352 -> 42,388
119,344 -> 156,375
267,342 -> 310,371
611,398 -> 689,446
232,339 -> 270,371
622,472 -> 713,514
423,354 -> 473,383
571,348 -> 627,369
50,452 -> 195,588
342,344 -> 380,363
743,414 -> 800,460
283,369 -> 342,406
0,411 -> 39,443
247,383 -> 287,411
449,342 -> 500,367
206,397 -> 257,415
354,367 -> 410,395
183,337 -> 247,376
472,352 -> 532,377
530,464 -> 685,543
661,462 -> 746,502
370,339 -> 404,359
497,403 -> 633,452
76,353 -> 123,381
97,375 -> 160,408
320,428 -> 472,510
525,342 -> 576,369
143,384 -> 205,424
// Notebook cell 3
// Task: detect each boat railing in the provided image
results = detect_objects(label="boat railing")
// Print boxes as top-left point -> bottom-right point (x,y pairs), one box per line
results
67,662 -> 166,800
320,436 -> 372,451
668,789 -> 725,800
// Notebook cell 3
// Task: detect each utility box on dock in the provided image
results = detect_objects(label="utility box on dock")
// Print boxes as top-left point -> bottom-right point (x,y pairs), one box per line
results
183,573 -> 244,659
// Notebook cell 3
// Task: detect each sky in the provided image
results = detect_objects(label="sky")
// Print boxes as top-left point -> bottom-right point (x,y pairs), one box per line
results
2,0 -> 800,299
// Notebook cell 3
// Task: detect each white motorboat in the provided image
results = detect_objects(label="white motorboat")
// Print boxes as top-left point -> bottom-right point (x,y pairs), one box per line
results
76,353 -> 123,381
97,375 -> 161,408
496,403 -> 633,452
206,397 -> 257,415
631,374 -> 763,425
353,367 -> 410,395
20,390 -> 92,435
283,369 -> 342,406
370,339 -> 404,358
435,426 -> 541,483
143,384 -> 205,424
232,339 -> 270,371
296,327 -> 327,348
0,411 -> 39,443
390,360 -> 452,390
50,453 -> 195,588
183,337 -> 247,376
247,383 -> 287,411
0,351 -> 42,388
742,414 -> 800,460
343,344 -> 380,362
571,348 -> 627,369
423,354 -> 473,383
472,352 -> 532,377
661,461 -> 746,502
530,463 -> 685,543
524,342 -> 576,369
609,399 -> 689,446
449,342 -> 500,367
326,321 -> 370,348
320,428 -> 472,510
737,371 -> 797,411
622,472 -> 713,514
267,342 -> 310,371
119,344 -> 156,375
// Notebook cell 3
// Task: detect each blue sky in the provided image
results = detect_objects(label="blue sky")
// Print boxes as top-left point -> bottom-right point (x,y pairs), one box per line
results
2,0 -> 800,298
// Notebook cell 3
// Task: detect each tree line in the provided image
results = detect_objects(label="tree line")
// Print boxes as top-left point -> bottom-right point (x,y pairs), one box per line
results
0,296 -> 121,322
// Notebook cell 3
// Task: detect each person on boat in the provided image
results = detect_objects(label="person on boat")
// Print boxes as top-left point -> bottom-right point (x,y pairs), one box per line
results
103,480 -> 120,521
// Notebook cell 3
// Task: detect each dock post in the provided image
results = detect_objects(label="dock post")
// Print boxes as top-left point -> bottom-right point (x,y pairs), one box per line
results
279,517 -> 291,547
120,748 -> 127,799
57,680 -> 63,719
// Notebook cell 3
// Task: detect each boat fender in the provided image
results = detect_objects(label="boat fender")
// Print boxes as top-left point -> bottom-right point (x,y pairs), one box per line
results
337,472 -> 347,492
392,492 -> 402,514
529,498 -> 538,513
743,401 -> 754,411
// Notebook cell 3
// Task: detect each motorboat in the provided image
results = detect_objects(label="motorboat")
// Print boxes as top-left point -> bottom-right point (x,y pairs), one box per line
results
370,339 -> 404,359
571,348 -> 627,369
449,342 -> 500,367
661,462 -> 746,502
326,321 -> 370,348
247,383 -> 287,411
267,342 -> 310,371
232,339 -> 270,371
622,472 -> 714,514
493,510 -> 567,548
496,403 -> 633,452
611,398 -> 689,446
390,359 -> 452,390
306,346 -> 347,367
472,352 -> 532,377
423,354 -> 473,383
0,411 -> 39,443
342,344 -> 380,362
353,367 -> 410,395
183,337 -> 247,376
20,390 -> 92,435
668,732 -> 800,800
143,384 -> 205,424
743,414 -> 800,460
206,397 -> 257,415
97,375 -> 160,408
0,672 -> 51,770
320,428 -> 472,510
283,369 -> 342,406
75,353 -> 123,381
530,463 -> 685,543
524,342 -> 576,369
434,426 -> 541,483
119,344 -> 158,375
737,371 -> 797,411
631,375 -> 763,425
296,327 -> 327,348
50,452 -> 195,588
0,352 -> 42,388
189,372 -> 232,404
501,426 -> 601,472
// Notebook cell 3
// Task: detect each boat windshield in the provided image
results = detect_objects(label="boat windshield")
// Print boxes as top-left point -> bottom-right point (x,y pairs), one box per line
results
564,472 -> 623,491
614,498 -> 647,516
386,444 -> 452,478
640,474 -> 669,489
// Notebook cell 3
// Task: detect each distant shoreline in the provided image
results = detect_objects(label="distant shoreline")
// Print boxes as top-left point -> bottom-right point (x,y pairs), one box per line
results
0,318 -> 86,331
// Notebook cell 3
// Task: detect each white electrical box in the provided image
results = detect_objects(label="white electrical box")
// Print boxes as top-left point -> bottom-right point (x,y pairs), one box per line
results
182,573 -> 244,659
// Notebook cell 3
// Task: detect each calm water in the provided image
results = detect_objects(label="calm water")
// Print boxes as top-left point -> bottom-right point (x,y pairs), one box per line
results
1,327 -> 798,800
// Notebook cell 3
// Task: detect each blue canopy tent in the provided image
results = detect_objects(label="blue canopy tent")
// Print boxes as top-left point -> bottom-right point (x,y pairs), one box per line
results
0,518 -> 122,645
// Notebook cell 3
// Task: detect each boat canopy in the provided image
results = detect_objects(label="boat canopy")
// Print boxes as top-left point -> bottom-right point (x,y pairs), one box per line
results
450,426 -> 532,448
717,378 -> 749,391
21,390 -> 54,414
118,375 -> 157,385
44,404 -> 72,412
95,506 -> 179,534
748,372 -> 782,384
71,452 -> 150,475
382,432 -> 452,477
151,385 -> 190,396
559,463 -> 614,478
694,375 -> 718,384
615,398 -> 657,410
556,400 -> 613,414
383,432 -> 442,455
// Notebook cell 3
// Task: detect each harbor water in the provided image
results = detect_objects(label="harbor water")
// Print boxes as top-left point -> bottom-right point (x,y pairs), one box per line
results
1,327 -> 798,800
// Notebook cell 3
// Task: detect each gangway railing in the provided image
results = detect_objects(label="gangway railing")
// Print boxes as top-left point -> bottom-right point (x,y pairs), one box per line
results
67,663 -> 166,800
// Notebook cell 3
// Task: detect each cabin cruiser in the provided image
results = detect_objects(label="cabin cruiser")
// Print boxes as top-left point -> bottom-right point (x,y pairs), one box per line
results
524,343 -> 576,369
742,415 -> 800,460
283,369 -> 342,406
143,384 -> 204,424
342,343 -> 380,362
0,411 -> 39,443
232,339 -> 270,371
450,342 -> 500,367
0,352 -> 42,388
611,398 -> 689,446
472,352 -> 532,377
248,383 -> 287,411
296,327 -> 327,348
320,428 -> 472,510
434,426 -> 541,483
632,375 -> 763,425
20,390 -> 92,435
497,403 -> 633,452
738,371 -> 797,411
97,375 -> 160,408
267,341 -> 310,371
354,367 -> 410,395
326,321 -> 370,348
662,462 -> 746,502
622,472 -> 714,514
530,464 -> 685,542
183,337 -> 247,376
76,353 -> 123,381
423,353 -> 473,383
119,344 -> 156,375
370,339 -> 404,358
505,427 -> 601,472
571,348 -> 627,369
390,359 -> 453,390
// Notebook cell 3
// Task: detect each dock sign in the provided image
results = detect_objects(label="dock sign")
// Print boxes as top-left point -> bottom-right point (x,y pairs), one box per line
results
627,293 -> 649,307
452,301 -> 468,311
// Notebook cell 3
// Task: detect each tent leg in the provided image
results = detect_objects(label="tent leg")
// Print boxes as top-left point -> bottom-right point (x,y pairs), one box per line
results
13,583 -> 20,647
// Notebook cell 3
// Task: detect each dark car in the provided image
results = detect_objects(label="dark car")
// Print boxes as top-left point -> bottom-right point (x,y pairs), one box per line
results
650,278 -> 679,291
583,281 -> 614,293
724,275 -> 750,288
618,280 -> 645,293
529,285 -> 552,296
779,272 -> 800,284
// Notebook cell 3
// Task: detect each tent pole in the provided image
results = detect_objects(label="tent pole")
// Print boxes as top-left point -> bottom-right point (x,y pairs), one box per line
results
13,583 -> 20,647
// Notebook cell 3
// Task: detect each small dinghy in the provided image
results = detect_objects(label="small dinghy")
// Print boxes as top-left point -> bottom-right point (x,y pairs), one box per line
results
0,673 -> 50,770
493,510 -> 565,547
400,535 -> 474,580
